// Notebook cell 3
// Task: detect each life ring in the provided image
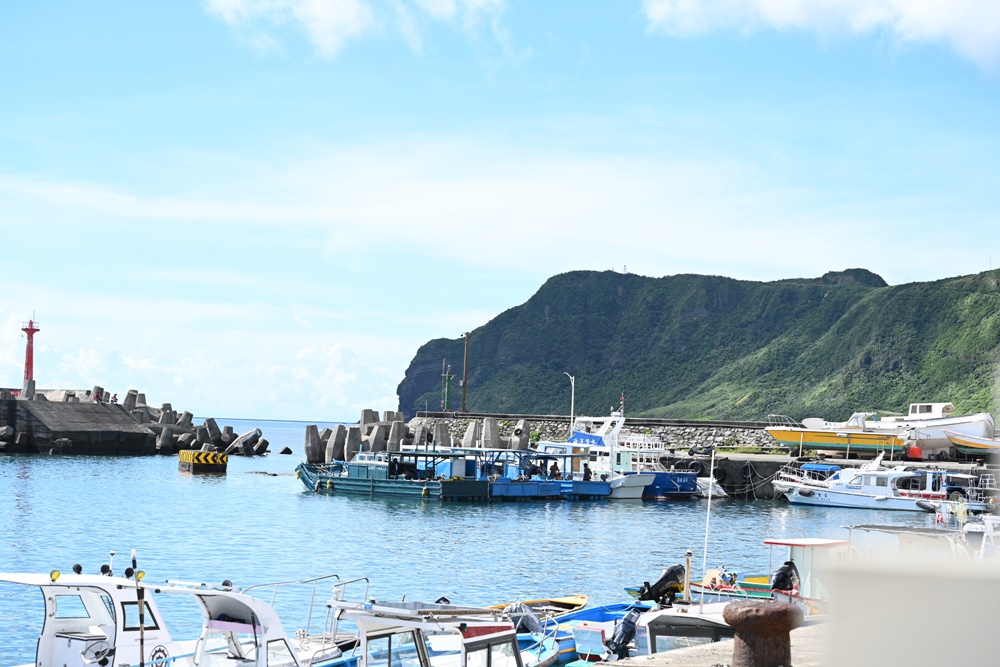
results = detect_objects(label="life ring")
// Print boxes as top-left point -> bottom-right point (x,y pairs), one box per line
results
689,460 -> 706,476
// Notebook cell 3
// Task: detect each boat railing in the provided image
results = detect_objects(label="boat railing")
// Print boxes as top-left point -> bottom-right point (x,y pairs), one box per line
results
766,414 -> 800,427
241,573 -> 345,643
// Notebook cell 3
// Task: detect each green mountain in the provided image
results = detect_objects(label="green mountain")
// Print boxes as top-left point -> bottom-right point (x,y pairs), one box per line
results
396,269 -> 1000,421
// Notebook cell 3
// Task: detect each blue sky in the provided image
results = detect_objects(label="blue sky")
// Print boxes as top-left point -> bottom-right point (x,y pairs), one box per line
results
1,1 -> 998,421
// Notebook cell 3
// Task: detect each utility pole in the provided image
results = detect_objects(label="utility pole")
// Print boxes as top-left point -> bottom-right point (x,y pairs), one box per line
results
441,360 -> 454,411
564,372 -> 575,439
460,332 -> 470,412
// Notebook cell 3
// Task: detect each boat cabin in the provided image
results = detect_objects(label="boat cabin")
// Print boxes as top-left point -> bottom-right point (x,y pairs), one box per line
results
883,403 -> 956,422
1,567 -> 348,667
325,600 -> 536,667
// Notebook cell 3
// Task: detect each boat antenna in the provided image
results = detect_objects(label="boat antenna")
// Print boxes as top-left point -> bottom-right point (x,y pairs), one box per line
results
701,447 -> 717,580
132,549 -> 146,667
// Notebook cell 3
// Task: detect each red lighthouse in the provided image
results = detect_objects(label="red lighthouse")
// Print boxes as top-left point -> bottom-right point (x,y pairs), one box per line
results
22,319 -> 40,386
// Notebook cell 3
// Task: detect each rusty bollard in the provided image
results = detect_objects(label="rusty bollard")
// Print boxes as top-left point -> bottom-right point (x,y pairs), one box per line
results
722,600 -> 804,667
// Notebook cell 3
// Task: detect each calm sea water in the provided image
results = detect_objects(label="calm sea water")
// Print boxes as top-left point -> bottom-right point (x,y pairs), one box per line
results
0,418 -> 937,662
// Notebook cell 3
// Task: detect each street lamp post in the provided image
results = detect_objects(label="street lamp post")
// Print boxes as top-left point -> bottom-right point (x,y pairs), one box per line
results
564,372 -> 575,439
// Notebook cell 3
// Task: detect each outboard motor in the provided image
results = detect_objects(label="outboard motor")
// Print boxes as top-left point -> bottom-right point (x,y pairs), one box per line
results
770,560 -> 800,593
637,564 -> 685,606
502,602 -> 542,634
606,608 -> 641,659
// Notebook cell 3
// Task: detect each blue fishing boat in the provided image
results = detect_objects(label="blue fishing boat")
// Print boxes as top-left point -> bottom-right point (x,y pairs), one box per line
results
536,601 -> 658,662
296,450 -> 490,500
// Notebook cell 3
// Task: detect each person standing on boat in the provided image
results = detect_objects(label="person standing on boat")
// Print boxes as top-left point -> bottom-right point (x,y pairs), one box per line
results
583,463 -> 593,481
549,461 -> 560,479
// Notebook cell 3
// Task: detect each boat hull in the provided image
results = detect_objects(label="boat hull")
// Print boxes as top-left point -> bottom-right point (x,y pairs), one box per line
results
609,473 -> 654,499
784,486 -> 928,511
765,427 -> 909,457
296,462 -> 489,500
945,430 -> 1000,456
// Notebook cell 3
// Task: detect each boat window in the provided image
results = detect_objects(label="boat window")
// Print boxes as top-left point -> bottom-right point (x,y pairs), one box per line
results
266,639 -> 297,667
121,601 -> 160,631
467,648 -> 488,667
366,631 -> 423,667
54,595 -> 90,619
876,477 -> 887,487
919,405 -> 932,414
489,641 -> 518,667
101,595 -> 115,620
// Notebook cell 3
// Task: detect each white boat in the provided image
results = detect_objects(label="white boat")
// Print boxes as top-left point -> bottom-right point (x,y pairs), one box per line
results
773,453 -> 992,512
324,596 -> 560,667
0,556 -> 352,667
800,403 -> 994,459
539,412 -> 655,499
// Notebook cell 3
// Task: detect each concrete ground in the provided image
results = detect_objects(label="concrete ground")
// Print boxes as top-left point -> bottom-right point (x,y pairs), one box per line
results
615,624 -> 829,667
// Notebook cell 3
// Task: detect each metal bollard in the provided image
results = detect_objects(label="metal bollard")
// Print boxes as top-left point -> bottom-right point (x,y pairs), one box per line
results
723,600 -> 804,667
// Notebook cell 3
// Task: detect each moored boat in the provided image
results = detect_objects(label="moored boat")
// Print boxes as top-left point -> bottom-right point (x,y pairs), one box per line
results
296,450 -> 490,501
772,453 -> 993,512
773,403 -> 995,459
325,597 -> 560,667
0,556 -> 354,667
945,429 -> 1000,457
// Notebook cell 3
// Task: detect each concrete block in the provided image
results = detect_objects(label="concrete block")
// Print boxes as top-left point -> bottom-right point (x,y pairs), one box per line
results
34,393 -> 48,402
280,446 -> 293,455
361,409 -> 379,435
200,442 -> 217,453
52,438 -> 71,453
319,427 -> 333,443
177,433 -> 197,450
387,420 -> 405,452
304,425 -> 322,463
411,425 -> 430,449
176,411 -> 194,430
102,391 -> 110,403
254,438 -> 269,456
344,425 -> 363,461
221,425 -> 235,444
326,424 -> 347,462
481,418 -> 500,449
462,422 -> 480,448
131,408 -> 150,424
0,389 -> 13,400
0,426 -> 13,438
512,419 -> 530,450
157,427 -> 175,455
123,389 -> 138,412
203,417 -> 222,443
368,424 -> 388,452
92,386 -> 104,402
195,425 -> 211,444
432,423 -> 451,449
22,380 -> 35,400
136,392 -> 147,407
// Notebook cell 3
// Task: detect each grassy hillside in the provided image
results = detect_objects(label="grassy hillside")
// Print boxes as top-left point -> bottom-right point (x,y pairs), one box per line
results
396,269 -> 1000,421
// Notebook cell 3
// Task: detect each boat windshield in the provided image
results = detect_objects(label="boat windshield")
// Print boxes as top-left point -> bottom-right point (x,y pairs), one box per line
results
366,631 -> 425,667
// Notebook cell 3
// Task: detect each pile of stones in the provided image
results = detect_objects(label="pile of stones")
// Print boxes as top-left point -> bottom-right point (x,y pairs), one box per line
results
110,387 -> 274,457
303,411 -> 534,464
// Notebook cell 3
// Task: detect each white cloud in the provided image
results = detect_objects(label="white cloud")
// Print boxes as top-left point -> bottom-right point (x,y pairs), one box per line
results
205,0 -> 512,57
642,0 -> 1000,69
205,0 -> 374,57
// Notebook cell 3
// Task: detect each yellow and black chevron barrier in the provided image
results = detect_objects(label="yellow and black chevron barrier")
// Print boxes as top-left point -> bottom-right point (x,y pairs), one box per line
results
178,449 -> 228,473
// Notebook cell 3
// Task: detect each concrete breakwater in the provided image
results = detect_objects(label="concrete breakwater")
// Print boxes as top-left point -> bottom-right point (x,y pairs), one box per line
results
0,386 -> 277,457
